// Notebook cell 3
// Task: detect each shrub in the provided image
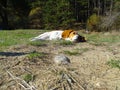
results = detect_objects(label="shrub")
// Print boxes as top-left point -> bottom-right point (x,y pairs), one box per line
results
28,7 -> 43,29
87,14 -> 101,32
99,12 -> 120,31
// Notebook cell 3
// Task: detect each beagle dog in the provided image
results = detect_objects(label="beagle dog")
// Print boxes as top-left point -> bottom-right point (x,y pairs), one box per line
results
30,30 -> 86,42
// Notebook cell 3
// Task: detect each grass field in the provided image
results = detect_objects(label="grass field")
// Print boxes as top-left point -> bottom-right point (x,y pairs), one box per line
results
0,30 -> 39,49
0,29 -> 120,49
0,29 -> 120,90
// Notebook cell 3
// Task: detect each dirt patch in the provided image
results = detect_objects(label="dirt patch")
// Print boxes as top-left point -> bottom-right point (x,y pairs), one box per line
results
0,41 -> 120,90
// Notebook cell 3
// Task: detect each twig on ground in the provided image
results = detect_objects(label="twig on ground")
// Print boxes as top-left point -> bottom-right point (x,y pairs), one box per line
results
64,72 -> 85,90
6,70 -> 36,90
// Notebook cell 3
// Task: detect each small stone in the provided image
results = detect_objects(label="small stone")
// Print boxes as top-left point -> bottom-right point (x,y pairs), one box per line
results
54,55 -> 70,65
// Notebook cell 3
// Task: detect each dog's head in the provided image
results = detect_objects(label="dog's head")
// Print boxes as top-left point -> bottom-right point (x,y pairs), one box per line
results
62,30 -> 86,42
62,30 -> 78,41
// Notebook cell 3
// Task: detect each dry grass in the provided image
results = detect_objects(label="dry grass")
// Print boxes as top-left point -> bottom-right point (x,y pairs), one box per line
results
0,30 -> 120,90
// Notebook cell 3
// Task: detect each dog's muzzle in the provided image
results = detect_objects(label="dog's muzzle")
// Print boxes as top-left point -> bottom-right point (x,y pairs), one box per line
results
72,35 -> 86,43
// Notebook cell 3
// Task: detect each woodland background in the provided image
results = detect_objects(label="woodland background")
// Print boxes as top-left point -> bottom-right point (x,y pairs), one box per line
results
0,0 -> 120,31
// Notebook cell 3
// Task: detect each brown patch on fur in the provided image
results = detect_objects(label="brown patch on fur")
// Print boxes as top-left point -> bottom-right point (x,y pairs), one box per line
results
62,30 -> 76,39
69,31 -> 78,39
62,30 -> 86,42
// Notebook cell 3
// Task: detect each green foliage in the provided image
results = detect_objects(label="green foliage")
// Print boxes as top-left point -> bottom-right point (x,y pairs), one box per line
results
0,0 -> 120,30
10,0 -> 30,29
29,7 -> 41,17
63,50 -> 79,55
11,0 -> 30,16
114,1 -> 120,11
107,59 -> 120,69
87,14 -> 101,32
29,7 -> 43,29
30,0 -> 44,8
42,0 -> 75,29
23,73 -> 33,83
27,52 -> 45,60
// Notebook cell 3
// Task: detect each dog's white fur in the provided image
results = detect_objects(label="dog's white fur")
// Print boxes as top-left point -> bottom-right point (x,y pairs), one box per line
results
30,30 -> 79,42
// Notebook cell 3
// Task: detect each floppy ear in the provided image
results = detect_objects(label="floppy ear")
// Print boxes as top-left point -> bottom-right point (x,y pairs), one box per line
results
62,30 -> 74,38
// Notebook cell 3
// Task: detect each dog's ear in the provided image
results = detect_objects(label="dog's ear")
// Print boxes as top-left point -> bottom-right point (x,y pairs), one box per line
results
62,30 -> 74,38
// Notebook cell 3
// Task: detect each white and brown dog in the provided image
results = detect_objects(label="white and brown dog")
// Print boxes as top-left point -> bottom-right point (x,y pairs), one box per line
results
30,30 -> 86,42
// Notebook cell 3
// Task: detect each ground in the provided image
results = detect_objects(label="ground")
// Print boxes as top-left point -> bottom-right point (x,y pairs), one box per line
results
0,30 -> 120,90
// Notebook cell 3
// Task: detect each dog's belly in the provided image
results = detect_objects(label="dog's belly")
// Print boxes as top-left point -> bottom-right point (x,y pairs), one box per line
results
49,31 -> 63,40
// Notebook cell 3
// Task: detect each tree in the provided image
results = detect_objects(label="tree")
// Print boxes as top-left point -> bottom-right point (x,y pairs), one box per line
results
10,0 -> 30,29
0,0 -> 119,30
71,0 -> 88,22
42,0 -> 75,29
0,0 -> 9,29
0,0 -> 30,29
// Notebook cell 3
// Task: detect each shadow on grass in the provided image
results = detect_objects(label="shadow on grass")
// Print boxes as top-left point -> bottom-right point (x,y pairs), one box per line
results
0,52 -> 27,56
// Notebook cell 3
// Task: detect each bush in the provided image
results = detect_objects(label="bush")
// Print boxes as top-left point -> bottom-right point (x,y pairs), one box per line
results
87,14 -> 101,32
99,12 -> 120,31
114,1 -> 120,12
28,7 -> 43,29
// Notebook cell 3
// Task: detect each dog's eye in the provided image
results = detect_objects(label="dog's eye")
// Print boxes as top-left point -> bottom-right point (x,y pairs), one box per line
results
73,32 -> 75,34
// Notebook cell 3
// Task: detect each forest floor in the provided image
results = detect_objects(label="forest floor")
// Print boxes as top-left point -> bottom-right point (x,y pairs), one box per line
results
0,30 -> 120,90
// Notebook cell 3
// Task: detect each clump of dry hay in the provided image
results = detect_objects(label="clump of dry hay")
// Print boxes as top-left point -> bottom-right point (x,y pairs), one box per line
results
99,12 -> 120,31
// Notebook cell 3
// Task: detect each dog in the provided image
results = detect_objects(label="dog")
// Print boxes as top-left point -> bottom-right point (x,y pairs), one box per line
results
30,30 -> 86,42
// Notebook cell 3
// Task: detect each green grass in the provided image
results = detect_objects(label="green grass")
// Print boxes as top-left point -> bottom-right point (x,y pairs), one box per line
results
107,59 -> 120,69
63,50 -> 79,55
86,33 -> 120,45
27,51 -> 45,59
75,48 -> 89,53
27,51 -> 46,63
29,41 -> 47,46
63,48 -> 89,55
53,40 -> 74,46
0,30 -> 41,50
23,73 -> 33,83
0,30 -> 120,50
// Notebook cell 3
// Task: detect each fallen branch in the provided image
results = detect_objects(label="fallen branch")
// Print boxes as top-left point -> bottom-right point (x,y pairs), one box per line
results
6,70 -> 36,90
63,72 -> 85,90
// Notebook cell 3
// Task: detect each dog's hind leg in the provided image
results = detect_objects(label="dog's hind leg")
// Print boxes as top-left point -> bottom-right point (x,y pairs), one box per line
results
30,32 -> 50,41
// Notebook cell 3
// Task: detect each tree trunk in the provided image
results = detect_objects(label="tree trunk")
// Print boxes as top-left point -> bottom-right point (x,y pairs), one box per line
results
109,0 -> 113,16
98,0 -> 100,16
87,0 -> 90,17
0,0 -> 9,30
